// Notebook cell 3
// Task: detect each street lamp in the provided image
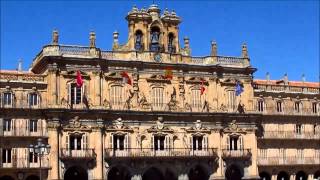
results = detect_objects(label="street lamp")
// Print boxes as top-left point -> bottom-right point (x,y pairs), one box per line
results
29,138 -> 51,180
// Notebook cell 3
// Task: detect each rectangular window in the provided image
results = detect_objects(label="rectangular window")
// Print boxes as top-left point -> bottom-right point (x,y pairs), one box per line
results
154,136 -> 165,151
276,101 -> 282,112
29,93 -> 38,106
29,152 -> 38,163
29,119 -> 38,132
312,103 -> 318,114
2,149 -> 12,163
3,93 -> 12,106
259,149 -> 267,158
295,124 -> 302,135
70,135 -> 82,150
192,136 -> 203,150
297,149 -> 303,159
229,137 -> 238,150
258,100 -> 264,112
294,102 -> 300,112
3,119 -> 11,132
152,87 -> 164,110
70,84 -> 82,105
113,135 -> 125,150
191,89 -> 201,111
227,91 -> 235,110
110,86 -> 123,108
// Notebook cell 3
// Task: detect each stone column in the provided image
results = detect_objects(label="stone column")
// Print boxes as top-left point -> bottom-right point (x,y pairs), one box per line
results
271,174 -> 277,180
92,124 -> 103,180
131,174 -> 142,180
47,119 -> 60,180
178,174 -> 189,180
290,174 -> 296,180
308,174 -> 314,180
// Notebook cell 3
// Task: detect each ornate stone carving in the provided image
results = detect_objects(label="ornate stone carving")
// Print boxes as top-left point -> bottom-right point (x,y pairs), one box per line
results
186,120 -> 210,133
138,92 -> 151,109
106,117 -> 133,131
167,87 -> 178,111
147,117 -> 173,132
62,116 -> 91,131
223,120 -> 247,134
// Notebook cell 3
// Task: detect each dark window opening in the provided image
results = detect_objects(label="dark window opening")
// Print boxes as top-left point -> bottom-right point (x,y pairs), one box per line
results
70,135 -> 82,150
113,135 -> 125,150
135,30 -> 143,51
71,83 -> 82,105
150,26 -> 160,52
154,136 -> 165,151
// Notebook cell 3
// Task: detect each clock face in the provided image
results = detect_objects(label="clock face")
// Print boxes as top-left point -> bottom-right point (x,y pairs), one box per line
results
154,54 -> 162,62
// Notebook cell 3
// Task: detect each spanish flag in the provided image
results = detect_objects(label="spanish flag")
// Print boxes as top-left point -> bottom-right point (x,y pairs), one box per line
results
164,67 -> 173,80
76,71 -> 83,87
121,71 -> 132,85
200,79 -> 205,95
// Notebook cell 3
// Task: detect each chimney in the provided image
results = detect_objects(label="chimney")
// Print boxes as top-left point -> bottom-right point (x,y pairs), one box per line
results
211,41 -> 217,56
52,29 -> 59,45
241,43 -> 248,58
89,31 -> 96,48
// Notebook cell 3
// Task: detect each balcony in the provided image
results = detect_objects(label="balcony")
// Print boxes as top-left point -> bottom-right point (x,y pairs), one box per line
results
0,157 -> 50,169
258,156 -> 320,166
222,149 -> 252,160
261,131 -> 320,140
105,148 -> 218,160
60,148 -> 96,160
255,107 -> 320,116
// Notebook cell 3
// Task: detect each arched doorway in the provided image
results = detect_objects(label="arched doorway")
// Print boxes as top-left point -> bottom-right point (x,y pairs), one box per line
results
225,165 -> 242,180
188,165 -> 208,180
259,172 -> 271,180
64,166 -> 88,180
295,171 -> 307,180
143,167 -> 164,180
0,176 -> 14,180
26,175 -> 40,180
314,171 -> 320,180
107,166 -> 131,180
277,171 -> 289,180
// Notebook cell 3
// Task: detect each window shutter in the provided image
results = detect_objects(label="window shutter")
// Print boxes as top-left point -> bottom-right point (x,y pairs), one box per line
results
109,134 -> 113,149
65,134 -> 69,149
81,134 -> 87,149
124,133 -> 128,150
127,133 -> 131,150
26,119 -> 29,134
68,83 -> 71,104
0,118 -> 3,136
27,93 -> 29,107
151,135 -> 154,150
203,136 -> 208,150
226,136 -> 230,150
0,93 -> 2,107
165,136 -> 170,150
189,136 -> 193,150
239,136 -> 243,150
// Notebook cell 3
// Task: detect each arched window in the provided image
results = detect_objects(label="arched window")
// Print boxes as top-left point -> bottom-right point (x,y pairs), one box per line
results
150,26 -> 160,52
151,87 -> 164,110
168,33 -> 175,53
135,30 -> 143,51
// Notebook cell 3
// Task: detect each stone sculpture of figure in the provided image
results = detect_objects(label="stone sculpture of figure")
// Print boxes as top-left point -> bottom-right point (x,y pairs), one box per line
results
124,89 -> 134,109
168,87 -> 178,111
202,100 -> 210,112
185,103 -> 192,112
220,103 -> 227,112
237,103 -> 245,114
138,92 -> 150,108
103,99 -> 111,109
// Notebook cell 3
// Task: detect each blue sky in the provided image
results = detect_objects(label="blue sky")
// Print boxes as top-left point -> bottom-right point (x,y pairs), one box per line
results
1,0 -> 319,82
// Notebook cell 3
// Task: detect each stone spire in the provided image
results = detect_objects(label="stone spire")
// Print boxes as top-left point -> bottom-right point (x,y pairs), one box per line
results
302,74 -> 306,82
18,59 -> 23,72
112,31 -> 119,49
241,43 -> 248,58
52,29 -> 59,45
89,31 -> 96,48
266,72 -> 270,81
211,41 -> 217,56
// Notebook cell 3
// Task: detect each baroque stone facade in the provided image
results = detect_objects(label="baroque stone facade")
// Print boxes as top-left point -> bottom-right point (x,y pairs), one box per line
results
0,4 -> 319,180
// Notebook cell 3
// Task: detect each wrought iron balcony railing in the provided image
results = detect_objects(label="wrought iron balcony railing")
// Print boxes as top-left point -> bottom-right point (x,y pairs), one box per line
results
221,149 -> 252,159
257,156 -> 320,166
261,131 -> 320,140
0,157 -> 50,169
105,148 -> 218,159
60,148 -> 96,160
254,107 -> 320,116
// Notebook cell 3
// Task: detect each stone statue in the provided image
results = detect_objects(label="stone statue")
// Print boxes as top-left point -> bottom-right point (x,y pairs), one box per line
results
220,103 -> 227,112
124,89 -> 134,109
168,87 -> 178,111
202,100 -> 210,112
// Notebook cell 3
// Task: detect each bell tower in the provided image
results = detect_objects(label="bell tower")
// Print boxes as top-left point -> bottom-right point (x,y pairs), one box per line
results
118,4 -> 182,54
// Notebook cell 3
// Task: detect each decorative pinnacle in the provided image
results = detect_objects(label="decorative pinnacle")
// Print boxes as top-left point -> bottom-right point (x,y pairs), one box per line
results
52,29 -> 59,45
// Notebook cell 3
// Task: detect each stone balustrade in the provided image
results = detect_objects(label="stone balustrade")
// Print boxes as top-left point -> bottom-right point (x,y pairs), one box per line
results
257,156 -> 320,166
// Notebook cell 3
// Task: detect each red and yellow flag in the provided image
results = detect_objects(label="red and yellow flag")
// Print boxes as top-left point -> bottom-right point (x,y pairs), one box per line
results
164,67 -> 173,80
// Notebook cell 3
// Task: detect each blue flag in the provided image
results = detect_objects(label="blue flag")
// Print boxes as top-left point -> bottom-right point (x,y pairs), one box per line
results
235,81 -> 243,96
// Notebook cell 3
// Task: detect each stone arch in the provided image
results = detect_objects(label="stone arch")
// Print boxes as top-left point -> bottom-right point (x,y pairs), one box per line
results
225,164 -> 243,180
142,167 -> 164,180
314,171 -> 320,180
295,171 -> 307,180
259,172 -> 271,180
26,175 -> 40,180
188,164 -> 209,180
107,165 -> 131,180
277,171 -> 289,180
164,168 -> 178,180
0,176 -> 14,180
64,166 -> 88,180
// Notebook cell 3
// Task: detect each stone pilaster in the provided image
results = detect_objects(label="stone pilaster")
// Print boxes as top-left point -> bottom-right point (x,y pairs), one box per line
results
47,118 -> 60,180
